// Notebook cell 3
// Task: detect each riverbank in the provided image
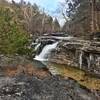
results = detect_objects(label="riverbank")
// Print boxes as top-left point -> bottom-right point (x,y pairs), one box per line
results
0,55 -> 100,100
0,72 -> 99,100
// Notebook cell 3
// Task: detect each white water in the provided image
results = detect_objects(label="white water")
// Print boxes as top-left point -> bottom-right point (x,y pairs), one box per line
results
79,51 -> 83,69
34,42 -> 58,61
54,36 -> 73,40
40,36 -> 74,41
87,57 -> 90,69
35,43 -> 41,51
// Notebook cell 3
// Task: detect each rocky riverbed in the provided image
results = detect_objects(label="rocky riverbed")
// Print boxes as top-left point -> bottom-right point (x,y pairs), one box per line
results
0,55 -> 100,100
0,73 -> 100,100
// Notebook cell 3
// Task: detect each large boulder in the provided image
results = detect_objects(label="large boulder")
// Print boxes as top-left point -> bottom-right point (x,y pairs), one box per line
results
50,39 -> 100,75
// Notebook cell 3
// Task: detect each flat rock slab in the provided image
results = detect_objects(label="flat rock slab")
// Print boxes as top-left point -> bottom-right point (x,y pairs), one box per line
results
0,74 -> 99,100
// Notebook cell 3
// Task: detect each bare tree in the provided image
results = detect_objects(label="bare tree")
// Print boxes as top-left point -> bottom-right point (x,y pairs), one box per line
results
90,0 -> 99,34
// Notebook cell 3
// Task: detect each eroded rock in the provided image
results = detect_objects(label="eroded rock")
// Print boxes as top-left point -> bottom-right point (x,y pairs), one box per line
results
50,40 -> 100,75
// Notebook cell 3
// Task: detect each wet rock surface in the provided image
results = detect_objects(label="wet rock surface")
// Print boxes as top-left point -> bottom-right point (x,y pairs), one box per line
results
0,74 -> 99,100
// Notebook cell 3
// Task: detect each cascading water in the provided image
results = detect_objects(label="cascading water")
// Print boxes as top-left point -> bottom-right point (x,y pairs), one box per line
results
34,42 -> 58,61
79,51 -> 83,69
87,54 -> 93,69
34,43 -> 41,51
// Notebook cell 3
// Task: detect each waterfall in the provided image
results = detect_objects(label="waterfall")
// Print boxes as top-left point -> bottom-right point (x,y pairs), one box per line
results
87,54 -> 95,69
87,57 -> 90,69
79,51 -> 83,69
34,42 -> 58,61
35,43 -> 41,51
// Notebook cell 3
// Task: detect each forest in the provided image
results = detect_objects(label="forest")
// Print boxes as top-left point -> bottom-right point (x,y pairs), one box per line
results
62,0 -> 100,39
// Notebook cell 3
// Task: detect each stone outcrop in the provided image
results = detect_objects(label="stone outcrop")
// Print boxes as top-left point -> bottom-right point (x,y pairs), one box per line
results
33,35 -> 100,75
50,39 -> 100,75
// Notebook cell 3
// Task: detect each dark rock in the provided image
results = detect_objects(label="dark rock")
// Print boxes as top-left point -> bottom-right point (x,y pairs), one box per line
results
0,75 -> 99,100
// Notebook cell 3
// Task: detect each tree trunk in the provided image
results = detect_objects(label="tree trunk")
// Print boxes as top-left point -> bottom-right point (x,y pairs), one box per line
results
91,0 -> 99,34
95,9 -> 99,31
91,0 -> 95,33
41,9 -> 45,33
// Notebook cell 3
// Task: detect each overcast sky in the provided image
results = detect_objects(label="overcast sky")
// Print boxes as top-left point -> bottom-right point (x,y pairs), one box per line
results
7,0 -> 65,26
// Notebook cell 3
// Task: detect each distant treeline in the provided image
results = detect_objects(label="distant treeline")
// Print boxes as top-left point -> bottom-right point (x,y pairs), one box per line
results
61,0 -> 100,39
0,0 -> 61,35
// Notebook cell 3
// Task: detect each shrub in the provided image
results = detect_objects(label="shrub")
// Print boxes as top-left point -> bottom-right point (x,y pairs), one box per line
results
0,7 -> 30,55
